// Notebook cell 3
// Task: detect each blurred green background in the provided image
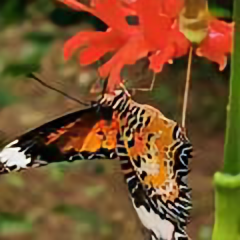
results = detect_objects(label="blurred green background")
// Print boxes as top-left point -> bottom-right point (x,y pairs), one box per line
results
0,0 -> 233,239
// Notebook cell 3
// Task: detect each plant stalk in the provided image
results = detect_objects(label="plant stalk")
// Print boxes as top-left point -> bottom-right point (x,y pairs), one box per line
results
223,0 -> 240,175
212,0 -> 240,240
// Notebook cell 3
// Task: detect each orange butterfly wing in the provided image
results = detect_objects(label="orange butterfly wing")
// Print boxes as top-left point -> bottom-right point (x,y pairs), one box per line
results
99,92 -> 192,240
0,107 -> 118,174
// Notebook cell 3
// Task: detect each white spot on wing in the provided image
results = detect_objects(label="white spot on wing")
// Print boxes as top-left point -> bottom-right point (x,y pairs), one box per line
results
140,162 -> 160,175
0,140 -> 31,169
5,139 -> 18,148
132,198 -> 174,240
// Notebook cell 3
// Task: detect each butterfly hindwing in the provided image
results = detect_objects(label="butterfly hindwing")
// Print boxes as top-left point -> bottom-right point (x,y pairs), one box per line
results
0,106 -> 118,174
100,91 -> 192,240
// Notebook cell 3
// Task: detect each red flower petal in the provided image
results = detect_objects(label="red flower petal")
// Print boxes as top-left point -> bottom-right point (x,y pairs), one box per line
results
93,0 -> 133,32
64,29 -> 127,61
210,19 -> 234,35
61,0 -> 192,91
162,0 -> 184,18
197,48 -> 227,71
99,36 -> 149,91
170,28 -> 191,57
63,0 -> 135,33
149,46 -> 175,73
91,0 -> 137,16
134,0 -> 173,49
149,25 -> 190,72
196,19 -> 233,71
64,31 -> 100,60
61,0 -> 95,13
79,46 -> 110,65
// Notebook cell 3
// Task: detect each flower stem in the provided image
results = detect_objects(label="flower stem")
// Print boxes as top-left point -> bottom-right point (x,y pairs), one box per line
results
182,47 -> 193,129
212,1 -> 240,240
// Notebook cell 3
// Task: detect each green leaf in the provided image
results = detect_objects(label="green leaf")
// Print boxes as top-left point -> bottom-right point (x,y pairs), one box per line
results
2,63 -> 40,77
0,212 -> 33,236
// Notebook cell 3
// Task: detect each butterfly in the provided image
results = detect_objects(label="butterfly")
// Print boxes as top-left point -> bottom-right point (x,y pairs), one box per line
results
0,75 -> 193,240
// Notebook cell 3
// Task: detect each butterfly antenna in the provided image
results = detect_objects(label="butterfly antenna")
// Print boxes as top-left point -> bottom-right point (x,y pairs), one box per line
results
182,47 -> 193,129
27,73 -> 90,107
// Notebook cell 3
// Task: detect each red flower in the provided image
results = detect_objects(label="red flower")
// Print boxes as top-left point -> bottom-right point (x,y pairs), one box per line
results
62,0 -> 189,91
62,0 -> 233,91
196,19 -> 234,71
98,35 -> 149,90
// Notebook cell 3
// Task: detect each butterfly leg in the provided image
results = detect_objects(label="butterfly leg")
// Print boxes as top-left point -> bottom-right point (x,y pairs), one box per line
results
129,72 -> 156,92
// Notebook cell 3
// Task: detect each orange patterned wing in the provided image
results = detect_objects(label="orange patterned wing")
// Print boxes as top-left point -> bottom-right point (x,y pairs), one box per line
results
0,106 -> 118,174
120,105 -> 192,240
100,91 -> 193,240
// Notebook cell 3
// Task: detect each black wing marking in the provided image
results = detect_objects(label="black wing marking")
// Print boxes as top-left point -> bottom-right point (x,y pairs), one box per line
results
0,106 -> 118,175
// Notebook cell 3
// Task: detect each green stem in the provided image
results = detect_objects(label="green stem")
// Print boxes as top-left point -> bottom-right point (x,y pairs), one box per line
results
212,1 -> 240,240
212,173 -> 240,240
223,0 -> 240,175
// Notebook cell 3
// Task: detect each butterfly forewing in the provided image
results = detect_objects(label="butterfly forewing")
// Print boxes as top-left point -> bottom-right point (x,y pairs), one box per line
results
0,106 -> 118,174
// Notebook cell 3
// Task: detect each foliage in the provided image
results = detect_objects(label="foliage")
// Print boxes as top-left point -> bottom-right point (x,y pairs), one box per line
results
0,212 -> 33,236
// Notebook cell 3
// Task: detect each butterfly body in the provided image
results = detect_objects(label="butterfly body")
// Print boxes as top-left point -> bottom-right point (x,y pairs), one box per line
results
0,90 -> 192,240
